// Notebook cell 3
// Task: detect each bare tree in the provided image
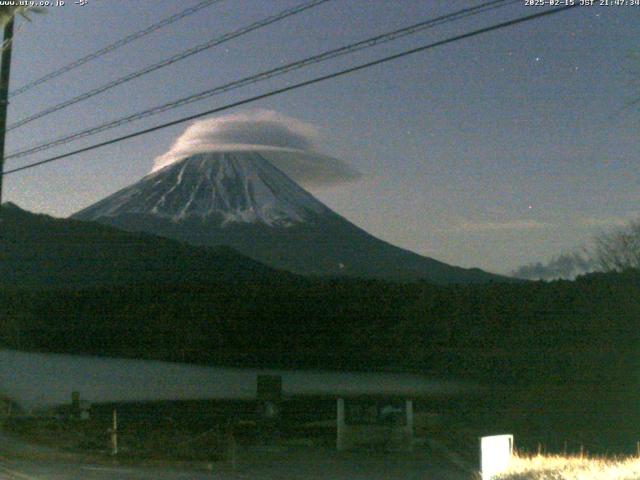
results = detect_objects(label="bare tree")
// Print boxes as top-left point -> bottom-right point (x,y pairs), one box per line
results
589,220 -> 640,272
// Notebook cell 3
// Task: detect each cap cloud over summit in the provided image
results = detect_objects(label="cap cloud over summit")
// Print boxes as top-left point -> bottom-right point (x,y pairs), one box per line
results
152,110 -> 361,188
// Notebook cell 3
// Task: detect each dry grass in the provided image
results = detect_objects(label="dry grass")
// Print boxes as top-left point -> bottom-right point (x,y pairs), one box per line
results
495,452 -> 640,480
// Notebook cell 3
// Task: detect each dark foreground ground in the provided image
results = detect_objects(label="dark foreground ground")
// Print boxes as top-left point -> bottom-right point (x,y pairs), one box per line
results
0,432 -> 473,480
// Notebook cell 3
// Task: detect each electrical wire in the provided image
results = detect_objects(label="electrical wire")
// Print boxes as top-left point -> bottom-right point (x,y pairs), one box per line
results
6,0 -> 519,161
4,0 -> 330,132
2,4 -> 579,178
9,0 -> 224,98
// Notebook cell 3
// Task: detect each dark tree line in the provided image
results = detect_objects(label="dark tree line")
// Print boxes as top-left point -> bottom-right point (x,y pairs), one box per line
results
2,270 -> 640,450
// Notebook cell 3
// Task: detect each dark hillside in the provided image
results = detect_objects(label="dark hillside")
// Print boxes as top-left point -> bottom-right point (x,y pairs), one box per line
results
0,202 -> 290,288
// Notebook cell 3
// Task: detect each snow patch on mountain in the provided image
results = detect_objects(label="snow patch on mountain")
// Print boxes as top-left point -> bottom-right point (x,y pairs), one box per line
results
73,151 -> 330,227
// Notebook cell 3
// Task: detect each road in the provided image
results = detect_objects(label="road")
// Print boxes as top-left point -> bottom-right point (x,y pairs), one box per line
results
0,434 -> 473,479
0,450 -> 474,479
0,456 -> 214,479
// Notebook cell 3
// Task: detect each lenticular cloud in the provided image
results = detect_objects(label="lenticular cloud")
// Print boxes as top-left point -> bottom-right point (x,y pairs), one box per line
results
151,110 -> 361,187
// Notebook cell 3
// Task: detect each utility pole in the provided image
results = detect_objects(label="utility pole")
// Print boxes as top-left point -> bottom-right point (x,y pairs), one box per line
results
0,16 -> 14,206
109,409 -> 118,455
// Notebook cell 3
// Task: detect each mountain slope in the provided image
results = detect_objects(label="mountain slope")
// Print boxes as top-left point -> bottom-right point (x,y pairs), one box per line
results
76,151 -> 328,226
0,202 -> 287,289
73,151 -> 509,284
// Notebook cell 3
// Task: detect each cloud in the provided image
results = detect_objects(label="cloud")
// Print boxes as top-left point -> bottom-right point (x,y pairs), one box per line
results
450,219 -> 550,233
151,110 -> 361,187
579,216 -> 631,227
511,252 -> 597,281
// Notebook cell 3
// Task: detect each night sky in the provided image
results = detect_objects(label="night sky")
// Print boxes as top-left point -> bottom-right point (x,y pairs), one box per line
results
3,0 -> 637,275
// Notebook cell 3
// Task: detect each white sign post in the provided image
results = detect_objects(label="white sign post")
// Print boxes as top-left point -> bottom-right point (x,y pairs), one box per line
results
480,434 -> 513,480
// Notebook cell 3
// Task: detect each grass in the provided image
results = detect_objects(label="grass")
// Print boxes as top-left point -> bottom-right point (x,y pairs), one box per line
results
495,452 -> 640,479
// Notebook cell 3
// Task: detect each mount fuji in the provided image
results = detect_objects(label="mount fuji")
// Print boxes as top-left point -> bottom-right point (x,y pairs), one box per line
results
72,150 -> 506,283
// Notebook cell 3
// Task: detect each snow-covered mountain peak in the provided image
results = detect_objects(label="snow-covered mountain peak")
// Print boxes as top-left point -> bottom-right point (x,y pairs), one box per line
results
73,151 -> 329,227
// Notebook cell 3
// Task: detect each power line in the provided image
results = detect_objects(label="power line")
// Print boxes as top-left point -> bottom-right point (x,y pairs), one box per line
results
2,5 -> 579,178
6,0 -> 519,161
4,0 -> 330,132
9,0 -> 224,99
